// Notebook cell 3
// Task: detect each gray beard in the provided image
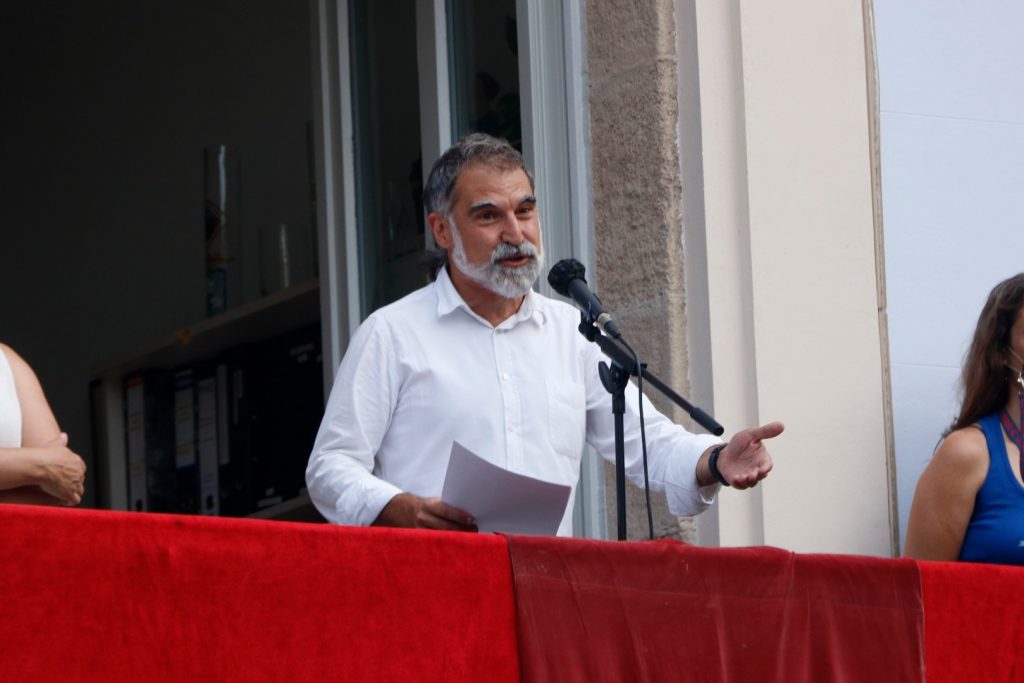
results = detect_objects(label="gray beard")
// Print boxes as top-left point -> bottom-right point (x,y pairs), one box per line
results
449,220 -> 544,298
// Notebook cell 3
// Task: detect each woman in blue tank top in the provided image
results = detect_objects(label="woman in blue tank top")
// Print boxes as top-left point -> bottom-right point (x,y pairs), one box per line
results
905,273 -> 1024,565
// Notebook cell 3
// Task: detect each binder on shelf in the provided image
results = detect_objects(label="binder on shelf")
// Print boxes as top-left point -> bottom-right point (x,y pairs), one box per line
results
195,364 -> 220,516
215,362 -> 232,514
277,324 -> 323,501
124,375 -> 146,513
243,340 -> 281,512
123,370 -> 176,513
173,367 -> 199,514
247,324 -> 323,512
88,378 -> 110,509
219,345 -> 254,517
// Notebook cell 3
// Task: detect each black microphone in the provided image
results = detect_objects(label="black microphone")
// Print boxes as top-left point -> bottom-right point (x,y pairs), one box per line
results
547,258 -> 622,339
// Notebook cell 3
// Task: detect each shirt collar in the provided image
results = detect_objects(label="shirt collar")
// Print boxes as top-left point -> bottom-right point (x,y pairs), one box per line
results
434,266 -> 548,328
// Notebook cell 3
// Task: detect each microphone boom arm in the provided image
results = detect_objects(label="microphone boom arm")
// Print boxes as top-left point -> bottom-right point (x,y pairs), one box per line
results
578,319 -> 724,436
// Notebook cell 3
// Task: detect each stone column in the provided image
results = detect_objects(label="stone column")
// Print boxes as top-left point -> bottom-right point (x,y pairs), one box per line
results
586,0 -> 696,540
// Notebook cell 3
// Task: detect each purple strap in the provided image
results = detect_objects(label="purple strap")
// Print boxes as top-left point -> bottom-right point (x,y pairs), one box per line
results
998,392 -> 1024,476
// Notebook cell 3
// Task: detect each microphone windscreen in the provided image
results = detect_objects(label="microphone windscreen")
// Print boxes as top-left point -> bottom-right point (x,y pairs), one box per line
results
547,258 -> 587,296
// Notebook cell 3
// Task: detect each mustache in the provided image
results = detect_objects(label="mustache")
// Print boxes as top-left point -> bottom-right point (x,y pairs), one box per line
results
490,241 -> 539,264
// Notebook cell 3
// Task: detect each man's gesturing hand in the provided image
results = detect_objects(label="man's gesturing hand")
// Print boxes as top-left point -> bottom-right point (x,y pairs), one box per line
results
704,422 -> 784,490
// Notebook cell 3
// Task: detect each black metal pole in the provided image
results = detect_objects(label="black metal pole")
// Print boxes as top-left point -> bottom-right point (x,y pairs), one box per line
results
580,317 -> 725,541
600,360 -> 630,540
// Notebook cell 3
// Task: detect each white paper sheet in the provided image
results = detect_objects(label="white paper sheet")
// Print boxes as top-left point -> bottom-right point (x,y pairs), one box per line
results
440,441 -> 571,536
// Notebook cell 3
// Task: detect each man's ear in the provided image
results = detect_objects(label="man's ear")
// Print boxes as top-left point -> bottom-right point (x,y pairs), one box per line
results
427,212 -> 453,250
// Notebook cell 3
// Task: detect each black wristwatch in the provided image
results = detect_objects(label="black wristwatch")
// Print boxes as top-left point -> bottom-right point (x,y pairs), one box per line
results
708,443 -> 730,487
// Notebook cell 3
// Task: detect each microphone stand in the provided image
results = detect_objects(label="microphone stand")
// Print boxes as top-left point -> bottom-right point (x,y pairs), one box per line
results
577,317 -> 724,541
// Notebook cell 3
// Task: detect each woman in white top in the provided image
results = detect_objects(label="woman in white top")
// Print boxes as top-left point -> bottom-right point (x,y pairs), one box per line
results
0,343 -> 86,505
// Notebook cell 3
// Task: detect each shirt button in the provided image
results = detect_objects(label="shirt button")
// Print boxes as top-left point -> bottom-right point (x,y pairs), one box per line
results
502,372 -> 510,381
508,426 -> 515,433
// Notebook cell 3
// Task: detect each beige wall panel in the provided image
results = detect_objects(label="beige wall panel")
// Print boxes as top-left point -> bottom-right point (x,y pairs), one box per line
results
736,0 -> 891,554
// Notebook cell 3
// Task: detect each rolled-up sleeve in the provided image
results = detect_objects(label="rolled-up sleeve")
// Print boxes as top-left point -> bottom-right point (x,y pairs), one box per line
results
306,315 -> 403,526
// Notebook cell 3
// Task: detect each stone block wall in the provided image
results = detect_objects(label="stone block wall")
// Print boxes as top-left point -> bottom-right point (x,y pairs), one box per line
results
586,0 -> 695,540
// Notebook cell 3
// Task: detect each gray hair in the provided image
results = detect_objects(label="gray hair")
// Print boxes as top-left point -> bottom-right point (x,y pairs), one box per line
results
422,134 -> 534,279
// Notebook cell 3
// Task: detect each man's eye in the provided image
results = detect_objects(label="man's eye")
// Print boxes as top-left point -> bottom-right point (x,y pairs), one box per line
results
517,206 -> 534,216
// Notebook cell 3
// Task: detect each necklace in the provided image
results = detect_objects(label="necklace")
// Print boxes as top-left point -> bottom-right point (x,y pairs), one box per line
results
1000,351 -> 1024,474
999,391 -> 1024,477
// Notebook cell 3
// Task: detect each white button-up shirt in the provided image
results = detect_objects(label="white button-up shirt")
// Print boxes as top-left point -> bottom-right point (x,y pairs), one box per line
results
307,268 -> 722,536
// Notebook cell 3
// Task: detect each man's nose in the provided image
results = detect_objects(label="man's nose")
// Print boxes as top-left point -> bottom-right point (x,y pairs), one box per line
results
500,214 -> 524,244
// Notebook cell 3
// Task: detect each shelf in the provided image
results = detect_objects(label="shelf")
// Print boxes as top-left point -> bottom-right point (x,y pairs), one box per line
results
97,279 -> 321,376
248,493 -> 326,523
92,278 -> 324,514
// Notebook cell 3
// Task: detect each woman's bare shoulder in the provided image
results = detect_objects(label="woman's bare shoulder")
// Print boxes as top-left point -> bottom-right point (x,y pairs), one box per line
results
932,426 -> 990,477
0,343 -> 20,373
0,344 -> 45,396
0,343 -> 31,374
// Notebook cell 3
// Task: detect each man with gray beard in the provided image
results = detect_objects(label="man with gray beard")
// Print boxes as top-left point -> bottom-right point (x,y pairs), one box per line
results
306,134 -> 782,534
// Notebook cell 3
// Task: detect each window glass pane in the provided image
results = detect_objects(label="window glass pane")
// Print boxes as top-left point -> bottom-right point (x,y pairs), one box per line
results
350,0 -> 426,315
448,0 -> 521,148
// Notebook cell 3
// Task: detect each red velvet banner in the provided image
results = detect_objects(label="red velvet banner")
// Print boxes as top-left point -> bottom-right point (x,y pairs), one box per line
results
920,560 -> 1024,682
5,505 -> 1024,682
507,536 -> 925,683
0,505 -> 519,683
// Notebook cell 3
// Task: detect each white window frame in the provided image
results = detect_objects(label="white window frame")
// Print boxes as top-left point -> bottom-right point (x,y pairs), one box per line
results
310,0 -> 603,538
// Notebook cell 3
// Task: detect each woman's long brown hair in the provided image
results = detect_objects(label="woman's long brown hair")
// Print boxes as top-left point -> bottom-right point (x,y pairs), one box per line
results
950,273 -> 1024,433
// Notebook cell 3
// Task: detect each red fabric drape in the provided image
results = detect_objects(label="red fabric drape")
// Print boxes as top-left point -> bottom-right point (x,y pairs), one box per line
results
8,505 -> 1024,682
0,505 -> 519,683
507,536 -> 925,683
920,560 -> 1024,682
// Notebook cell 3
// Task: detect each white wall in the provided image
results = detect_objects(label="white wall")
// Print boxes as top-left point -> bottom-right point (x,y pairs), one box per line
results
0,2 -> 313,505
875,1 -> 1024,548
689,0 -> 893,555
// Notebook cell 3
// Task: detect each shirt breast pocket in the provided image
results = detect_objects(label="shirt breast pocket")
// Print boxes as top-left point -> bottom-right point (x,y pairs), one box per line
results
546,380 -> 586,460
